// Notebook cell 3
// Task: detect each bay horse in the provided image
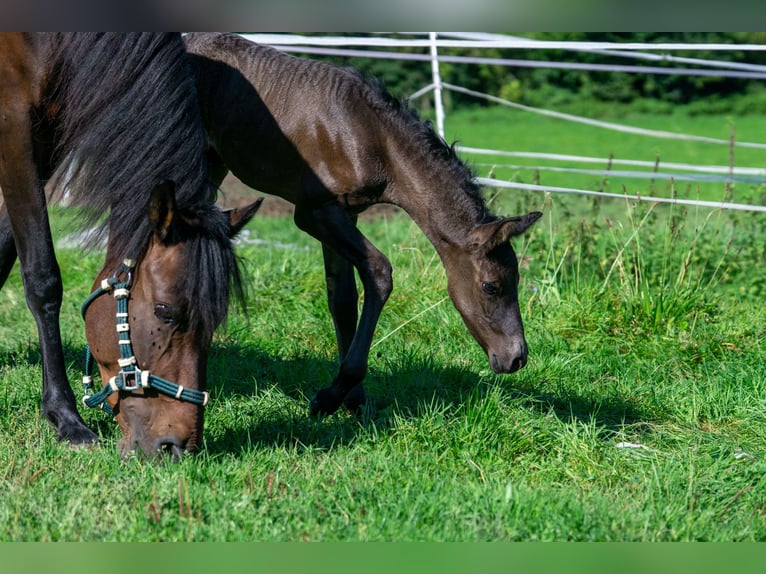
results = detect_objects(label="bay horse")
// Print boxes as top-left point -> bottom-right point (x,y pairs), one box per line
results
183,32 -> 542,416
0,33 -> 260,459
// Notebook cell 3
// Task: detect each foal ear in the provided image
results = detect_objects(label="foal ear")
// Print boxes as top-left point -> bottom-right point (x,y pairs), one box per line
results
508,211 -> 543,237
470,211 -> 543,252
225,197 -> 264,238
148,181 -> 177,242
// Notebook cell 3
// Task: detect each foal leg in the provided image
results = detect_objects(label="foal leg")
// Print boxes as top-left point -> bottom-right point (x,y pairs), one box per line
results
0,207 -> 18,289
295,202 -> 392,416
321,242 -> 366,413
0,117 -> 97,445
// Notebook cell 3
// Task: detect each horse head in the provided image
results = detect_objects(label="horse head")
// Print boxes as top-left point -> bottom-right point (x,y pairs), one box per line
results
83,182 -> 262,459
444,211 -> 542,374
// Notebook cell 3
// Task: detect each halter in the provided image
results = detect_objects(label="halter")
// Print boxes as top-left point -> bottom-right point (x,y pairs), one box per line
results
80,259 -> 209,416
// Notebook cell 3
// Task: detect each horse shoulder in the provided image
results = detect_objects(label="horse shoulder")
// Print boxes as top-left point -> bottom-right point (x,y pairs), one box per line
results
0,34 -> 42,108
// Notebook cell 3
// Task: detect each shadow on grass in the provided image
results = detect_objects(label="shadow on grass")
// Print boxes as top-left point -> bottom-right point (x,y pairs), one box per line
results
203,341 -> 493,454
202,341 -> 660,456
0,339 -> 657,456
506,381 -> 656,434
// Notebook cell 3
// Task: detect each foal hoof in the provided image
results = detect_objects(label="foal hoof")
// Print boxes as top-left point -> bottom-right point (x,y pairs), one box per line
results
309,387 -> 343,418
343,384 -> 367,417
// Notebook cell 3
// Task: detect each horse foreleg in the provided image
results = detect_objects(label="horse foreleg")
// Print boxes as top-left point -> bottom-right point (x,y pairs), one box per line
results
0,122 -> 97,445
295,203 -> 392,417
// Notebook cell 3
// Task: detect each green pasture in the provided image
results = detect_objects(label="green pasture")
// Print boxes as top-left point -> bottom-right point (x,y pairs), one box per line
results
443,104 -> 766,206
1,106 -> 765,541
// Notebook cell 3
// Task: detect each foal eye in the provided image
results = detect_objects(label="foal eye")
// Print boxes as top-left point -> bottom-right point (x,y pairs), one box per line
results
481,281 -> 501,295
153,303 -> 176,324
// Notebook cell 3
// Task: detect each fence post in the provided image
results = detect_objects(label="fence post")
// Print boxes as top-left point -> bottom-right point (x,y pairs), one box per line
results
429,32 -> 445,139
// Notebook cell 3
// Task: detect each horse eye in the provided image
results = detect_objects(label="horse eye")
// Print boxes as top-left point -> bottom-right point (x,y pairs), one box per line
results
481,281 -> 500,295
153,303 -> 176,324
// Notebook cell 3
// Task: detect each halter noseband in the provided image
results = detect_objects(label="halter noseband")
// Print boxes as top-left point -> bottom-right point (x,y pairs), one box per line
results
80,259 -> 209,416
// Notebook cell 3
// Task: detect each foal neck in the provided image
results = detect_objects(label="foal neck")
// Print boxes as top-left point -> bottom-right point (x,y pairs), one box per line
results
389,156 -> 486,256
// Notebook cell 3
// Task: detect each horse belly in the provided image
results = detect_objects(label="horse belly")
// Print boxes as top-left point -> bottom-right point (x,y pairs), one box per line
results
214,135 -> 305,205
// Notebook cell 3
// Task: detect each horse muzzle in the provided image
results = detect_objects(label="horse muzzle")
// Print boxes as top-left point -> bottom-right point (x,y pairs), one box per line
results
118,433 -> 194,461
489,340 -> 528,374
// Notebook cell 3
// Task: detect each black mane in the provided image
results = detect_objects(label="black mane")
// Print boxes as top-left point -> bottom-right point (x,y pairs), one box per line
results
45,33 -> 240,336
166,202 -> 244,341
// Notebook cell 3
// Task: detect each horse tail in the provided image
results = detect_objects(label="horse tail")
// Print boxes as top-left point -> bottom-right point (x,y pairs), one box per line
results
48,33 -> 212,257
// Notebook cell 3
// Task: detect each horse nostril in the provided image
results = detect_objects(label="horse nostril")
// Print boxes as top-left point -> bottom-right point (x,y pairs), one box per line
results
490,350 -> 527,373
509,355 -> 526,373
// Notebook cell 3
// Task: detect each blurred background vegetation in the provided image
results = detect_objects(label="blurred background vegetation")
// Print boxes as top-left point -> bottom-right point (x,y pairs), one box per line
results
298,32 -> 766,116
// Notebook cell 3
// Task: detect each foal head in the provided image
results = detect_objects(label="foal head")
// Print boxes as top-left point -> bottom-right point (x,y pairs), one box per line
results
83,183 -> 261,459
444,211 -> 542,374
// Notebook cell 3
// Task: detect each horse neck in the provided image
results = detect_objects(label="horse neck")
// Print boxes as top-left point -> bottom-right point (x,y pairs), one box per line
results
386,137 -> 485,258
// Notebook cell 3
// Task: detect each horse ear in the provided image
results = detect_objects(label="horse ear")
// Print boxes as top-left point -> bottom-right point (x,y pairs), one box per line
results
225,197 -> 264,238
508,211 -> 543,237
148,181 -> 177,242
470,211 -> 543,252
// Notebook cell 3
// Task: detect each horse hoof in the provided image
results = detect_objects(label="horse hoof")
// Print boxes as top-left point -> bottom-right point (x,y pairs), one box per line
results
309,396 -> 322,417
60,425 -> 99,446
343,385 -> 367,416
309,388 -> 342,418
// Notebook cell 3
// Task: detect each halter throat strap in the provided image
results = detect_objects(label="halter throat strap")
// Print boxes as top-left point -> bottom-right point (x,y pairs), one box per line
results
80,259 -> 209,415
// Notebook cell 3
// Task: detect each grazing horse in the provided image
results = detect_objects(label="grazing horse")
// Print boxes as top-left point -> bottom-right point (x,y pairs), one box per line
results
0,33 -> 260,458
183,32 -> 542,416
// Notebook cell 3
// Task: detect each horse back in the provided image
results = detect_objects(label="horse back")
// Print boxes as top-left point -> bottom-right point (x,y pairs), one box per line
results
184,32 -> 389,207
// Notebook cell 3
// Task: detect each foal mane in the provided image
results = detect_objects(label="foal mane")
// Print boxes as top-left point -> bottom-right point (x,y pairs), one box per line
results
359,73 -> 491,222
46,33 -> 241,336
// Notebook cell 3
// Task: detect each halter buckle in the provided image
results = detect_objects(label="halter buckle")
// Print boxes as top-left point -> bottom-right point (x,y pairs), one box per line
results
120,369 -> 143,392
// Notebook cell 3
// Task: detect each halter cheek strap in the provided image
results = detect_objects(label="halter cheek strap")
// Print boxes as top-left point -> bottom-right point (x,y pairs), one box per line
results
80,259 -> 209,416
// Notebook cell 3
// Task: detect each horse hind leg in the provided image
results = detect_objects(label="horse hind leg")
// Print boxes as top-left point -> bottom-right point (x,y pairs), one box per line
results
321,241 -> 366,414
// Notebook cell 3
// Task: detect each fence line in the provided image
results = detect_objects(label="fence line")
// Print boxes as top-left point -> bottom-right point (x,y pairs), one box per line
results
457,147 -> 766,176
241,33 -> 766,80
244,44 -> 766,81
241,34 -> 766,52
443,83 -> 766,150
236,33 -> 766,213
475,178 -> 766,213
438,32 -> 766,74
473,164 -> 765,185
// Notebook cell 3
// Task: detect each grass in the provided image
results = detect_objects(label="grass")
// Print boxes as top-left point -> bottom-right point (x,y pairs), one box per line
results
1,106 -> 765,541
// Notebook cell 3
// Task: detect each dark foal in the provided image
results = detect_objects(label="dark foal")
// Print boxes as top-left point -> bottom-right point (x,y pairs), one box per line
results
184,32 -> 542,417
